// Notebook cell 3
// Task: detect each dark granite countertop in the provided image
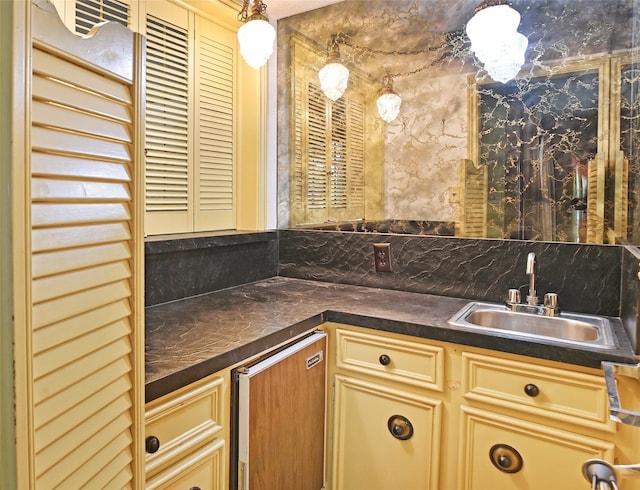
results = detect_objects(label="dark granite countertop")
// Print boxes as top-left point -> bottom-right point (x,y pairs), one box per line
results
145,277 -> 639,402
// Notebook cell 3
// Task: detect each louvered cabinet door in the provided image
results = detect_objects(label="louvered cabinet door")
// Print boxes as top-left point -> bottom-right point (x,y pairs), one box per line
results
194,15 -> 236,231
13,1 -> 145,488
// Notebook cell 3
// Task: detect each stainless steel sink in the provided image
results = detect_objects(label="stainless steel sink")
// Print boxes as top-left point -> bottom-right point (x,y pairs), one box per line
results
448,302 -> 618,349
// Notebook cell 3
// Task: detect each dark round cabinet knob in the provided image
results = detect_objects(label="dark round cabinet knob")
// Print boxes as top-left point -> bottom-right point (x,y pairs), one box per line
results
524,383 -> 540,397
387,415 -> 414,440
145,435 -> 160,454
188,487 -> 201,490
489,444 -> 523,473
497,454 -> 512,468
379,354 -> 391,366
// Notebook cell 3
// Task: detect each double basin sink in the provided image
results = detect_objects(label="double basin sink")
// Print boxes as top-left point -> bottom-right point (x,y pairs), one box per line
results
448,301 -> 618,349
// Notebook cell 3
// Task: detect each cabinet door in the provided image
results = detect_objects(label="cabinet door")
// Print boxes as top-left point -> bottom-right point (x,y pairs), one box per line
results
146,438 -> 225,490
458,406 -> 614,490
332,375 -> 441,490
12,1 -> 145,488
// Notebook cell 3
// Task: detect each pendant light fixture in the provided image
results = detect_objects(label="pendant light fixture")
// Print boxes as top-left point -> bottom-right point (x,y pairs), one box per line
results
237,0 -> 276,69
318,35 -> 350,101
376,75 -> 402,123
466,0 -> 528,83
315,34 -> 449,122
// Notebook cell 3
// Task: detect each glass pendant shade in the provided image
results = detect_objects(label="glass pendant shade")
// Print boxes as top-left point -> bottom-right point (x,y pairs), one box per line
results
319,62 -> 350,101
481,32 -> 528,83
377,92 -> 402,122
237,19 -> 275,69
466,3 -> 528,83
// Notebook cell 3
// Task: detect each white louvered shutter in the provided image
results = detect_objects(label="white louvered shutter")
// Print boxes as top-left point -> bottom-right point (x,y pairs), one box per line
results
289,35 -> 370,225
306,82 -> 329,222
330,97 -> 348,213
194,16 -> 236,230
348,99 -> 366,213
20,0 -> 145,487
74,0 -> 129,34
144,2 -> 191,234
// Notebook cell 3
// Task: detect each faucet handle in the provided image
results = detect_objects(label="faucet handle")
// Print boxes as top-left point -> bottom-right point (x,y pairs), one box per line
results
543,292 -> 558,308
543,292 -> 560,316
507,288 -> 521,304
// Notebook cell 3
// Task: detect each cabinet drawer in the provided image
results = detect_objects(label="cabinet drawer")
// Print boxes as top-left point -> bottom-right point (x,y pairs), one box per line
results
458,406 -> 614,490
146,437 -> 225,490
145,376 -> 225,477
335,328 -> 444,391
462,352 -> 614,431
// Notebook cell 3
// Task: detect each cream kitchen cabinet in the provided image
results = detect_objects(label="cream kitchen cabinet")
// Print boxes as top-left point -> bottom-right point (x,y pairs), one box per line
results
324,322 -> 640,490
458,352 -> 616,489
327,324 -> 445,490
145,371 -> 229,490
11,1 -> 146,487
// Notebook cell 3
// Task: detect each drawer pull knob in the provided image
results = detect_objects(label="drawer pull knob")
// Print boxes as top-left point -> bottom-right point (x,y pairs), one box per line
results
524,383 -> 540,397
387,414 -> 413,440
189,488 -> 202,490
379,354 -> 391,366
145,435 -> 160,454
489,444 -> 523,473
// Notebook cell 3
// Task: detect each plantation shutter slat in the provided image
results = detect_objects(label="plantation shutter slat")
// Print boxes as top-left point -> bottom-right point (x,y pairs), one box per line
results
15,2 -> 145,487
32,178 -> 131,200
33,299 -> 131,353
32,222 -> 131,252
32,260 -> 131,303
31,152 -> 131,181
33,76 -> 132,122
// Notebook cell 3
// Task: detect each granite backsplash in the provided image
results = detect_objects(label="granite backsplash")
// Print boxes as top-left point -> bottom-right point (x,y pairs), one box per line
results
278,229 -> 625,317
145,231 -> 278,306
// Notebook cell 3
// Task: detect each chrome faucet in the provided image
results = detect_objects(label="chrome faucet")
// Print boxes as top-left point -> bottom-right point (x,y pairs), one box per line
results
505,252 -> 560,316
526,252 -> 539,306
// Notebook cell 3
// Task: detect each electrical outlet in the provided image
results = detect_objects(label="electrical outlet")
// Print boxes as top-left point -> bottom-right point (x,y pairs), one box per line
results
373,243 -> 392,272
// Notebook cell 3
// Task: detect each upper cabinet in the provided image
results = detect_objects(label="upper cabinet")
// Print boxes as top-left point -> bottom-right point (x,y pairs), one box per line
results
53,0 -> 267,235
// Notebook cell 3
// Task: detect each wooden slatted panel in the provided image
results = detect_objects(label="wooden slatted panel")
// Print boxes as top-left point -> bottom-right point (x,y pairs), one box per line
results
144,12 -> 190,223
307,82 -> 328,212
291,72 -> 305,219
347,98 -> 365,215
587,156 -> 605,243
458,159 -> 487,237
194,18 -> 235,230
614,151 -> 629,239
330,97 -> 348,210
74,0 -> 129,35
30,23 -> 138,488
289,35 -> 375,225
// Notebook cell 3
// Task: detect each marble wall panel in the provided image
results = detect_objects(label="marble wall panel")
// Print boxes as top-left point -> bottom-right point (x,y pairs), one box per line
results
385,72 -> 468,221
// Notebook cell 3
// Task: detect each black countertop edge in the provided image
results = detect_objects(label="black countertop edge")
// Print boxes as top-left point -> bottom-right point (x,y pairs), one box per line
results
325,311 -> 639,370
145,313 -> 325,402
145,230 -> 277,255
145,307 -> 638,403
